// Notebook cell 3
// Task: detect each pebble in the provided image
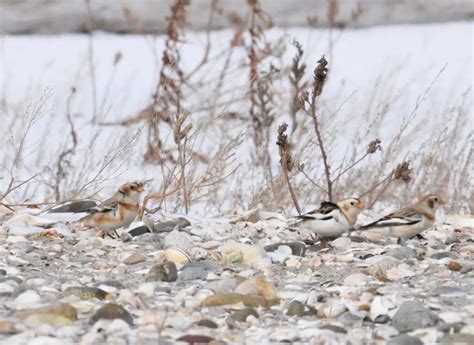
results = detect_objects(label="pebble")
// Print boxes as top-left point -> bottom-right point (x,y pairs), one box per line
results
163,230 -> 194,253
386,264 -> 415,280
63,287 -> 108,300
387,335 -> 423,345
120,251 -> 147,265
391,301 -> 439,332
343,273 -> 370,286
286,300 -> 305,317
229,307 -> 259,322
160,248 -> 191,265
24,314 -> 74,328
14,290 -> 41,309
331,237 -> 352,248
366,256 -> 400,277
235,277 -> 279,303
17,303 -> 77,321
438,311 -> 463,324
216,242 -> 268,267
0,282 -> 16,297
196,319 -> 218,328
440,333 -> 474,344
154,217 -> 191,232
385,246 -> 417,260
179,265 -> 208,281
0,320 -> 16,334
202,293 -> 274,308
447,261 -> 462,271
89,303 -> 134,326
176,335 -> 215,344
146,260 -> 178,282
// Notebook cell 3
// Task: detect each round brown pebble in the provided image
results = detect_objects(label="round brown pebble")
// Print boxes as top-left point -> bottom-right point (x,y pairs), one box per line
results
447,261 -> 462,272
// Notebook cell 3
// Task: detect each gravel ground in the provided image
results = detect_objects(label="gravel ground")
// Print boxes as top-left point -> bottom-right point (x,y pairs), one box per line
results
0,209 -> 473,344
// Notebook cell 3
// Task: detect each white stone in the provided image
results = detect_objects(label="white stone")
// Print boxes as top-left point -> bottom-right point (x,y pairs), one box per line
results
386,264 -> 415,280
370,296 -> 397,321
0,282 -> 16,295
270,327 -> 300,342
284,257 -> 302,268
14,290 -> 41,309
344,273 -> 370,286
6,235 -> 28,243
136,283 -> 155,297
439,312 -> 463,323
331,237 -> 352,248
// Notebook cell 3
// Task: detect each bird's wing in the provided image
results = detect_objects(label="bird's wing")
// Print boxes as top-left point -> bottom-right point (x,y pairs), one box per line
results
357,206 -> 422,230
88,199 -> 118,215
296,201 -> 340,220
288,201 -> 342,228
47,200 -> 98,213
306,201 -> 340,215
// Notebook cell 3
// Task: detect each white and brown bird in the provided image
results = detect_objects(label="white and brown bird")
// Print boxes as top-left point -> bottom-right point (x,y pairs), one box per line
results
356,194 -> 446,239
290,198 -> 365,239
79,181 -> 145,238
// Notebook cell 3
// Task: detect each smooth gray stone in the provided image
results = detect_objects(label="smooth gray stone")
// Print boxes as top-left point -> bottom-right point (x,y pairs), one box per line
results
179,263 -> 208,281
386,247 -> 417,260
391,301 -> 439,332
431,286 -> 467,297
153,217 -> 191,232
387,335 -> 423,345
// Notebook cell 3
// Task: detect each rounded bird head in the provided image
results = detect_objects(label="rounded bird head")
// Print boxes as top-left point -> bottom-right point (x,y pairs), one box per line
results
118,181 -> 145,203
337,197 -> 364,225
418,194 -> 446,212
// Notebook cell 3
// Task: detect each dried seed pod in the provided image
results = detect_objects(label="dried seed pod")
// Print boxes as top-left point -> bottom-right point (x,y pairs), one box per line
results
367,138 -> 382,154
393,162 -> 412,183
313,55 -> 329,97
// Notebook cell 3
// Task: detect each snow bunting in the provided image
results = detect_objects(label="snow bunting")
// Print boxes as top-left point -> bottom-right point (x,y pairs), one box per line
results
290,198 -> 364,239
79,181 -> 145,238
356,194 -> 446,239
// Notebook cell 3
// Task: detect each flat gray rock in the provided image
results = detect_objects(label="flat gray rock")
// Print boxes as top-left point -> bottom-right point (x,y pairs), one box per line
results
387,335 -> 423,345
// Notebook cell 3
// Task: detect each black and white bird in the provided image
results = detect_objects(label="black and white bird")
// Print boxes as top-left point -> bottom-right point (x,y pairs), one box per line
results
290,198 -> 365,239
355,194 -> 445,239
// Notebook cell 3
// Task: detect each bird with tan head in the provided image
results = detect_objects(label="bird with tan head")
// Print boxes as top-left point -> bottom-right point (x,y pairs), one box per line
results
356,194 -> 446,239
79,181 -> 145,238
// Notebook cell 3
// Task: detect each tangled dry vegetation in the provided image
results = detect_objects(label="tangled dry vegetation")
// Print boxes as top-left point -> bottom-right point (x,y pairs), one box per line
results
0,0 -> 472,216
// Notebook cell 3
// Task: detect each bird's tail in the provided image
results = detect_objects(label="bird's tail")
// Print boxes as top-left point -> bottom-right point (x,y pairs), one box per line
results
348,220 -> 380,232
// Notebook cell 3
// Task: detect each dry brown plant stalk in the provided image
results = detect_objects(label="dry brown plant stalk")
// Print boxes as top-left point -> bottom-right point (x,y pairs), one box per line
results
304,55 -> 332,200
173,93 -> 192,213
139,186 -> 180,220
276,123 -> 302,215
50,87 -> 78,201
289,40 -> 308,134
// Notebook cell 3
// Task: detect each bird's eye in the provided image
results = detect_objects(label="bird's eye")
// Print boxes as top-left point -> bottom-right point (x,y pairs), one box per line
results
350,202 -> 355,206
130,186 -> 135,190
434,197 -> 438,202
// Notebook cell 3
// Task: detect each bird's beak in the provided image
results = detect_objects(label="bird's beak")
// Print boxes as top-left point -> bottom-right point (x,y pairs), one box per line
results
357,202 -> 365,209
137,185 -> 145,192
438,197 -> 447,205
